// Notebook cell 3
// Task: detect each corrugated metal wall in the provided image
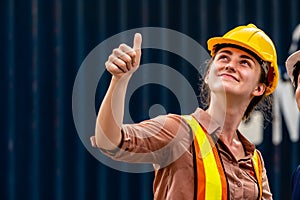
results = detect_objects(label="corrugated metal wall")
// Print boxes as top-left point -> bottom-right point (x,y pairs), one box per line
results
1,0 -> 299,200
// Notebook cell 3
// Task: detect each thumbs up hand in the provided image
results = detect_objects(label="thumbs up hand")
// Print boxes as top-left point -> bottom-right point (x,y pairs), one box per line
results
106,33 -> 142,79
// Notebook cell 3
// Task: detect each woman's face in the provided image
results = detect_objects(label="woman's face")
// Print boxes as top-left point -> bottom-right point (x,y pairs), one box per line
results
206,47 -> 266,98
295,73 -> 300,110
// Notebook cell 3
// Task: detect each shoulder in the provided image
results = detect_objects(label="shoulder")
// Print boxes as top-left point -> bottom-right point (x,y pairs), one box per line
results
254,149 -> 264,162
253,149 -> 266,169
293,165 -> 300,178
145,113 -> 190,129
154,113 -> 193,136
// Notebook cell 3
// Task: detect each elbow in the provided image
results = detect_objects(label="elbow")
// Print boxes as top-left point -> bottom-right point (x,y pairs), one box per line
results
94,125 -> 121,150
93,126 -> 105,149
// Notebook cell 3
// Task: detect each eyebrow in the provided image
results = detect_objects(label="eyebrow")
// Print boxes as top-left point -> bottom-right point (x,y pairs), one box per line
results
218,49 -> 255,62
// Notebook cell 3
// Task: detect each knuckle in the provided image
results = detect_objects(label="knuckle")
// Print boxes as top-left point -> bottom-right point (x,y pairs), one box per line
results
128,50 -> 136,57
123,55 -> 131,63
105,61 -> 112,69
108,54 -> 114,61
119,61 -> 126,68
119,43 -> 126,49
112,48 -> 119,55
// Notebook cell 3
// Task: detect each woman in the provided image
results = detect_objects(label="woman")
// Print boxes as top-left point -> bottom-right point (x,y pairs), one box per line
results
91,24 -> 278,199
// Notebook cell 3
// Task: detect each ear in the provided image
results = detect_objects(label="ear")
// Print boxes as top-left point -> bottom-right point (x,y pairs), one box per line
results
252,83 -> 266,96
204,69 -> 210,84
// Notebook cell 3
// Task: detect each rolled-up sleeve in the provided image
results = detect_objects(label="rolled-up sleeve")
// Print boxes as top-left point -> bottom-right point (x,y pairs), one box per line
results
100,114 -> 193,166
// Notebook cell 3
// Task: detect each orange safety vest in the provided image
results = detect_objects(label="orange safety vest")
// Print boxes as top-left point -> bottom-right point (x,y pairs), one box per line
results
183,115 -> 263,200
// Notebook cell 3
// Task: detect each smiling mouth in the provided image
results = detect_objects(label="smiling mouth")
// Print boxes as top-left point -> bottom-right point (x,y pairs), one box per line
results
219,74 -> 239,82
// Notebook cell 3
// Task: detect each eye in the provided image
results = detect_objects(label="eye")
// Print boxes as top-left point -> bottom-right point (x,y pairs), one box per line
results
240,59 -> 252,67
217,54 -> 229,62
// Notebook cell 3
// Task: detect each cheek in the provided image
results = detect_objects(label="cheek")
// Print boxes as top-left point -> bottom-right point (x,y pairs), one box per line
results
295,86 -> 300,110
244,69 -> 260,82
205,64 -> 217,83
206,69 -> 220,87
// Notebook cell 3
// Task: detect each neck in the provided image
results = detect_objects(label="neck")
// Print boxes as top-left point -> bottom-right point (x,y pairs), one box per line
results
206,92 -> 251,143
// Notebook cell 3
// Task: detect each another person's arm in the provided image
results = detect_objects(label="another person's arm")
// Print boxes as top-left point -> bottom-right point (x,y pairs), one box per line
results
292,165 -> 300,200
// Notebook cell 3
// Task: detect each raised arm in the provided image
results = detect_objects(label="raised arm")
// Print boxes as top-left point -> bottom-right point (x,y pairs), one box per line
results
94,33 -> 142,150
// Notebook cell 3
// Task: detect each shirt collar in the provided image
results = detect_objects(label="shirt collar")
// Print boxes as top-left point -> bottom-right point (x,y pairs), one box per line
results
191,108 -> 221,135
191,107 -> 256,155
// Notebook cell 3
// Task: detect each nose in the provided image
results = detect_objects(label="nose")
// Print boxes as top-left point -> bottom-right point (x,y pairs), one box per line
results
224,61 -> 236,72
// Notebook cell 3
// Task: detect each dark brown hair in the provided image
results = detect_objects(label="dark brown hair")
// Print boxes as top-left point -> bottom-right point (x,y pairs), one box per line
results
293,61 -> 300,90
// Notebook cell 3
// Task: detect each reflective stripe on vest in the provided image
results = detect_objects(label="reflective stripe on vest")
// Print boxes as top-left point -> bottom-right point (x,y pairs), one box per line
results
183,115 -> 263,200
252,150 -> 263,200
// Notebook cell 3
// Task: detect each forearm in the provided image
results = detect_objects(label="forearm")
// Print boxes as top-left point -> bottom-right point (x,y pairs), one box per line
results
95,75 -> 131,150
93,33 -> 142,150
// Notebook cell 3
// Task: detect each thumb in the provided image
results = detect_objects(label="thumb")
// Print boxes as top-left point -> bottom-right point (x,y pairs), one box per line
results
133,33 -> 142,51
132,33 -> 142,66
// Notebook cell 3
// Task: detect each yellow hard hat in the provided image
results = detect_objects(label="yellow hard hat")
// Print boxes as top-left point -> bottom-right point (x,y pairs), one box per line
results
207,24 -> 279,95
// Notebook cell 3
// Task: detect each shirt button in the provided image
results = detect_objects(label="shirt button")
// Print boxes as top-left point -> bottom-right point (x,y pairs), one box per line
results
237,182 -> 242,187
237,171 -> 242,177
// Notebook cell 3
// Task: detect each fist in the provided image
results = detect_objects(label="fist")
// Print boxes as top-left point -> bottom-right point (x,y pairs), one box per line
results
106,33 -> 142,78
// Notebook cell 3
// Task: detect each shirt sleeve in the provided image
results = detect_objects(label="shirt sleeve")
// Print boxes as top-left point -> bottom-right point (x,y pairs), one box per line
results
100,114 -> 193,166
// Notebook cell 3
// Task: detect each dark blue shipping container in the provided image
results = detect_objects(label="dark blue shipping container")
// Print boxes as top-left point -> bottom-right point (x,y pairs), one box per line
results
1,0 -> 299,200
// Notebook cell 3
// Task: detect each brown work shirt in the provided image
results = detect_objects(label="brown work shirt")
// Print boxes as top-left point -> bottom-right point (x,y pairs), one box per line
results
101,108 -> 272,200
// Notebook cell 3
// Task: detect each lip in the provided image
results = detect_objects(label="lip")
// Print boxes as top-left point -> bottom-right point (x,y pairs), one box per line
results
219,73 -> 239,82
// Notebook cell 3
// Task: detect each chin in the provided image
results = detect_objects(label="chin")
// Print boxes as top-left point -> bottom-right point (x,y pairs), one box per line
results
209,81 -> 240,95
212,87 -> 240,96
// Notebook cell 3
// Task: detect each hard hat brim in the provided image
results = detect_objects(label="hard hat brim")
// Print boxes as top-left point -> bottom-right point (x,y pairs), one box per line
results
207,37 -> 269,62
285,50 -> 300,86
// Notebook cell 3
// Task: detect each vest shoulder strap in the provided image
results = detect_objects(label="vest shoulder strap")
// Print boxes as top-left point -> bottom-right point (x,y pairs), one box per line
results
252,149 -> 263,200
182,115 -> 227,200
